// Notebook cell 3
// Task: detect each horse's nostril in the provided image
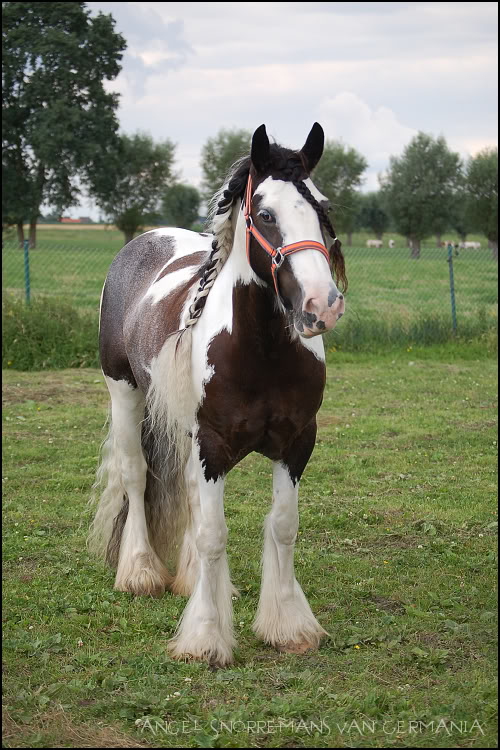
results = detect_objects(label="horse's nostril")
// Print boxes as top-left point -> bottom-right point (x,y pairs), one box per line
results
338,294 -> 343,300
304,296 -> 320,314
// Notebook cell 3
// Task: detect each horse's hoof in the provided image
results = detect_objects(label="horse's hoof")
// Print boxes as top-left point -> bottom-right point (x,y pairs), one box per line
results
167,641 -> 233,668
115,578 -> 167,598
114,554 -> 173,597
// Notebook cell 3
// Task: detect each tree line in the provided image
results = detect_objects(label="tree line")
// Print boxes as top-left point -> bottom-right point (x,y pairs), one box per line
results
2,2 -> 498,259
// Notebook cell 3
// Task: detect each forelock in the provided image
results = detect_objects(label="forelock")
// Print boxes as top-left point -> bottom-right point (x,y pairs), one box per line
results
262,144 -> 309,183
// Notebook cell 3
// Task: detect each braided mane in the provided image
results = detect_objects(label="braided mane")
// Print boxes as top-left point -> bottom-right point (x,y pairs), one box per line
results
185,157 -> 251,328
186,142 -> 347,328
206,155 -> 251,258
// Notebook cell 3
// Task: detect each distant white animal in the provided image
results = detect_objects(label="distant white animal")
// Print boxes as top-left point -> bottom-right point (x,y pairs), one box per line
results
460,241 -> 481,249
366,239 -> 382,248
388,239 -> 395,248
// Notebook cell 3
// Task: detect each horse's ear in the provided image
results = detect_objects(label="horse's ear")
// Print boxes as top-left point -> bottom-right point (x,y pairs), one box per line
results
251,124 -> 271,173
300,122 -> 325,172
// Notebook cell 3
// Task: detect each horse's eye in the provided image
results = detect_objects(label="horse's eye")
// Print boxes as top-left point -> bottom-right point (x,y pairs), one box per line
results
259,210 -> 274,223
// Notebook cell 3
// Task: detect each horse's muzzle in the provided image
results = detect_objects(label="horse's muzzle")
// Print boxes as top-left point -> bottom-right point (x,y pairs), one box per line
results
296,293 -> 345,338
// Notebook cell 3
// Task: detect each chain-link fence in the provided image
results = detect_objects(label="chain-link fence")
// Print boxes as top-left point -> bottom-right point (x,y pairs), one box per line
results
2,231 -> 119,311
2,228 -> 498,346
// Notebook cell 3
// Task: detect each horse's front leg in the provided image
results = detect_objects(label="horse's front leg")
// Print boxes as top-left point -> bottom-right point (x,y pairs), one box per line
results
253,426 -> 328,653
168,438 -> 236,667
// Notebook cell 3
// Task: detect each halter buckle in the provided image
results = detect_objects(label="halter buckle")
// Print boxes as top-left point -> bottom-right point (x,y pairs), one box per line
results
273,248 -> 285,268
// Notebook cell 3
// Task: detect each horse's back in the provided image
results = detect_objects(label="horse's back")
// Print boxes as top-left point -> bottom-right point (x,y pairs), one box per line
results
100,228 -> 212,388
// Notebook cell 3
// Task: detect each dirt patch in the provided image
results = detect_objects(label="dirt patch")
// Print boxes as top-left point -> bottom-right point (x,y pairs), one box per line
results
380,507 -> 409,521
317,414 -> 342,428
367,533 -> 419,550
414,631 -> 446,649
2,370 -> 107,408
35,223 -> 115,231
458,419 -> 497,431
2,707 -> 149,748
2,558 -> 42,581
369,595 -> 406,614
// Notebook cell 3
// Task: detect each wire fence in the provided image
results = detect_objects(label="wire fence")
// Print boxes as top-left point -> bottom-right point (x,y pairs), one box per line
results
2,228 -> 498,346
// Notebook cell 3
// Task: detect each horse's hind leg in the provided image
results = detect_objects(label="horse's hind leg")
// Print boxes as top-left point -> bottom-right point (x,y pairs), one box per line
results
253,450 -> 328,653
170,452 -> 201,597
106,376 -> 172,596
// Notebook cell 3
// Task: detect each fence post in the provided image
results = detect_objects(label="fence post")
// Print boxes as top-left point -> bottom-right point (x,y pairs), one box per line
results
23,238 -> 30,305
447,243 -> 457,333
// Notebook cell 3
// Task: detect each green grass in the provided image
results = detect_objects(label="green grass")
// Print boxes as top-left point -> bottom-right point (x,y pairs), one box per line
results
342,242 -> 497,323
2,294 -> 100,370
2,350 -> 497,748
2,224 -> 126,312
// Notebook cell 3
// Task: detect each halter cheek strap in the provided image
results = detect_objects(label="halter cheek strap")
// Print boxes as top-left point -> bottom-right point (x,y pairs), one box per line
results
243,175 -> 331,299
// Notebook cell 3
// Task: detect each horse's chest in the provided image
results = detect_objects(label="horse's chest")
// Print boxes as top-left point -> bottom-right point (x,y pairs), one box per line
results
196,332 -> 325,470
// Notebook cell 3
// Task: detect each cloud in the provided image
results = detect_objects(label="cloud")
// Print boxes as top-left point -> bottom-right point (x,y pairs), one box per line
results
318,93 -> 418,188
90,2 -> 193,96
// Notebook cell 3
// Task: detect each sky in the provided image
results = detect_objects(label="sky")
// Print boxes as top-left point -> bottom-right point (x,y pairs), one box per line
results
78,1 -> 498,219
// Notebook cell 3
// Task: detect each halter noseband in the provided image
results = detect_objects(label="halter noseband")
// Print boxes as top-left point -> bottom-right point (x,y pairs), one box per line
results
243,174 -> 331,299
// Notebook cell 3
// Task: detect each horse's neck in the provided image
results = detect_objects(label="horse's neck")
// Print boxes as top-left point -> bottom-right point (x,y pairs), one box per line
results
197,200 -> 325,362
225,204 -> 292,338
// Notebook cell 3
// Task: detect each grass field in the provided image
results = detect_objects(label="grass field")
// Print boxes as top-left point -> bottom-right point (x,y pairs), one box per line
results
2,349 -> 497,748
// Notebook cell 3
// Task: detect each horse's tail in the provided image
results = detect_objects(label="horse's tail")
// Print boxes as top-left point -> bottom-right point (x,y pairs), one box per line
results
88,329 -> 196,570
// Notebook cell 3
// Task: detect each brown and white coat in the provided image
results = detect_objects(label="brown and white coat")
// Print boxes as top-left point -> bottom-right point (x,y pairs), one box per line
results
90,123 -> 346,666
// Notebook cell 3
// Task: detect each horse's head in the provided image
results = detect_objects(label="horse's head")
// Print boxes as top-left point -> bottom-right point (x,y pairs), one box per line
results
245,123 -> 346,338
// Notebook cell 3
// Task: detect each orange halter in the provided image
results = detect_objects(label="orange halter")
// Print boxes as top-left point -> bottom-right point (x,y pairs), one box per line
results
243,175 -> 331,299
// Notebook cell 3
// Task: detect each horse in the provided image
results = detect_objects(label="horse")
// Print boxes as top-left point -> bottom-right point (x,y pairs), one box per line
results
89,122 -> 347,667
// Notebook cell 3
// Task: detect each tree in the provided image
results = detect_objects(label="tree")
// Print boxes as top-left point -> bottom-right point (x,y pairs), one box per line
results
2,2 -> 126,247
466,148 -> 498,260
162,183 -> 201,229
310,141 -> 367,246
1,155 -> 31,246
449,181 -> 474,244
431,207 -> 452,249
200,128 -> 252,202
358,192 -> 390,239
380,133 -> 462,258
91,132 -> 176,245
430,173 -> 469,247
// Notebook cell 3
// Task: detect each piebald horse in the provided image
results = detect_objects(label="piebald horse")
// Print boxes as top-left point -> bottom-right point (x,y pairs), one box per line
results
90,123 -> 347,667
